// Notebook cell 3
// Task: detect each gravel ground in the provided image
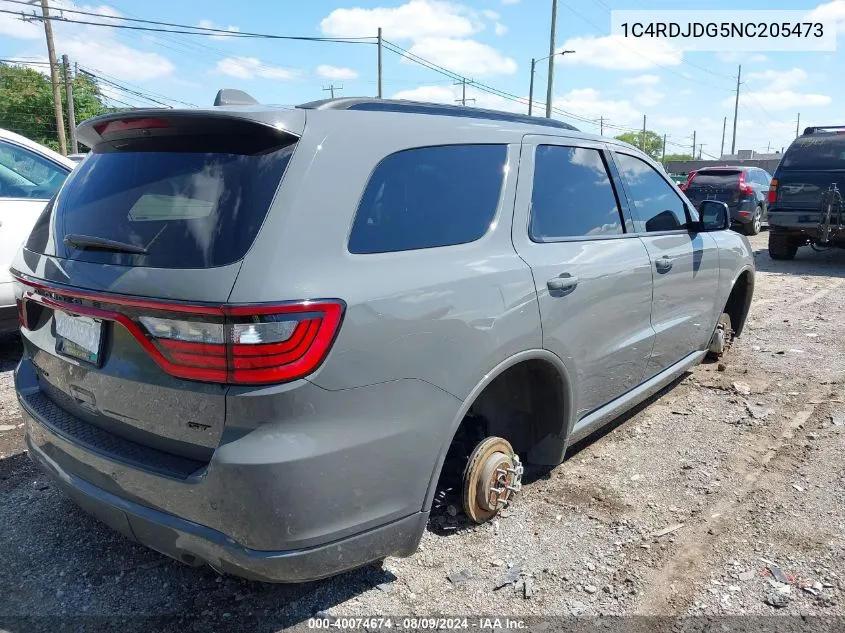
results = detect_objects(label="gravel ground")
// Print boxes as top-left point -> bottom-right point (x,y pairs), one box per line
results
1,232 -> 845,630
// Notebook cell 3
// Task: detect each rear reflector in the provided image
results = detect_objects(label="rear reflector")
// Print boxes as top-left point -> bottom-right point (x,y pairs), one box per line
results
15,275 -> 344,385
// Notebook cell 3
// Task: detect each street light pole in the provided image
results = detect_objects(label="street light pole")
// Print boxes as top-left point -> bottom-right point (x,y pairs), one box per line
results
529,50 -> 575,117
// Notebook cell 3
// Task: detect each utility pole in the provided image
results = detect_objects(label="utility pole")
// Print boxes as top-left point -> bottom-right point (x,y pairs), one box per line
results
662,133 -> 667,163
731,64 -> 741,155
545,0 -> 557,119
698,143 -> 705,159
377,28 -> 383,98
454,78 -> 474,106
600,116 -> 604,136
796,112 -> 800,138
692,130 -> 696,160
641,114 -> 647,152
528,58 -> 536,115
62,54 -> 77,154
323,84 -> 342,99
39,0 -> 67,155
720,116 -> 727,158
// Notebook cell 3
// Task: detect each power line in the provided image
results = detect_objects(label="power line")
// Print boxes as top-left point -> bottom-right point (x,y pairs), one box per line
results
0,4 -> 373,43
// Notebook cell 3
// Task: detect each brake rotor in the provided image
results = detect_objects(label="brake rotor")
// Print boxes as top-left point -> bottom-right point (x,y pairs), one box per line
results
462,436 -> 523,524
709,312 -> 734,357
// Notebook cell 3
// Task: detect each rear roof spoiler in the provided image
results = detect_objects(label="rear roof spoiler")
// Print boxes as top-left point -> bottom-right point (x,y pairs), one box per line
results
213,89 -> 259,106
802,125 -> 845,135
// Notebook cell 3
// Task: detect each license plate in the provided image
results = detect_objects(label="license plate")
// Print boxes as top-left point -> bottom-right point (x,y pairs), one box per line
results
55,312 -> 103,365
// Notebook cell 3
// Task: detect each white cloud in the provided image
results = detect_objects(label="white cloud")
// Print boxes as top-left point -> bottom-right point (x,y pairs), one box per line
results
320,0 -> 480,40
316,64 -> 359,80
725,90 -> 831,111
622,74 -> 661,86
392,84 -> 524,112
555,88 -> 641,126
655,116 -> 690,128
481,9 -> 500,20
716,52 -> 768,63
557,35 -> 682,71
731,67 -> 832,111
634,88 -> 665,108
196,18 -> 240,40
806,0 -> 845,33
0,1 -> 174,81
407,38 -> 517,76
216,57 -> 301,81
494,22 -> 507,36
746,68 -> 807,91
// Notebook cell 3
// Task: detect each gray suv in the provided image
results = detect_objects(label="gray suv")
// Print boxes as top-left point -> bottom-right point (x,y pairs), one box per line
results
12,95 -> 755,583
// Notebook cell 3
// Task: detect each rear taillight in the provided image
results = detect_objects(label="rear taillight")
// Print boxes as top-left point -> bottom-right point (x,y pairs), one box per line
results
15,276 -> 344,385
137,303 -> 344,384
768,178 -> 779,204
738,171 -> 754,195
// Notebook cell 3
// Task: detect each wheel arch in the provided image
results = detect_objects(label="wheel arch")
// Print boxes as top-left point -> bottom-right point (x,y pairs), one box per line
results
422,349 -> 575,510
725,266 -> 755,337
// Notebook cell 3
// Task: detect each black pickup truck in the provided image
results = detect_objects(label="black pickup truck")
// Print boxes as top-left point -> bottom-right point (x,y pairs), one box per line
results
768,126 -> 845,260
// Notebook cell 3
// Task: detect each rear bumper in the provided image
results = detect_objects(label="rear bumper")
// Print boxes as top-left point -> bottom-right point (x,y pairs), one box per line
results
768,209 -> 820,231
16,355 -> 460,581
25,431 -> 427,582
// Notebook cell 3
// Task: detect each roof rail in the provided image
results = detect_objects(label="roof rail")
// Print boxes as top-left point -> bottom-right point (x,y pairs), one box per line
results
802,125 -> 845,135
214,88 -> 259,107
296,97 -> 579,131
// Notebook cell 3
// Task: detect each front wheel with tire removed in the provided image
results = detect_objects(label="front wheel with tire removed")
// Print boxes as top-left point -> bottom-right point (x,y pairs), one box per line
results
707,312 -> 734,360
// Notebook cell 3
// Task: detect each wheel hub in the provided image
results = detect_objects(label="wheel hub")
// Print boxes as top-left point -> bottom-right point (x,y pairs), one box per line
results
462,437 -> 523,523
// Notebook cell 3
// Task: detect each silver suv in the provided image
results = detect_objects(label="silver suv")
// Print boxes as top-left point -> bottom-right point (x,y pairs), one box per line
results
13,95 -> 754,583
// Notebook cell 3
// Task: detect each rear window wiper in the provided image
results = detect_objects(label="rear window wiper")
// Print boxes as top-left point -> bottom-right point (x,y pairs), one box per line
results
63,234 -> 148,255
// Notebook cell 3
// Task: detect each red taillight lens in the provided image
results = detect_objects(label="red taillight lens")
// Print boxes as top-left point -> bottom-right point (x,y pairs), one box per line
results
137,302 -> 344,385
15,276 -> 345,386
738,172 -> 754,195
768,178 -> 779,204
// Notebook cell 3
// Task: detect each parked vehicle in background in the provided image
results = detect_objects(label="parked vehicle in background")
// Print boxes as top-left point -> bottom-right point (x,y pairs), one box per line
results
13,94 -> 754,583
0,129 -> 74,333
767,126 -> 845,260
668,172 -> 688,185
682,166 -> 771,236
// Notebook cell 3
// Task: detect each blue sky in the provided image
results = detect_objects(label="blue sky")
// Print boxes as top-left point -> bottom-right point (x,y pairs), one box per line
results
0,0 -> 842,157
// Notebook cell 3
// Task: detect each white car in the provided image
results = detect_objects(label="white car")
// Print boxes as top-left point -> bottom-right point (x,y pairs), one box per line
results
0,129 -> 74,333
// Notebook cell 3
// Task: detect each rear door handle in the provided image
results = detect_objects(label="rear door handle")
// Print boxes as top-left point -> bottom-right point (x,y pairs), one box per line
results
547,274 -> 579,296
655,256 -> 673,274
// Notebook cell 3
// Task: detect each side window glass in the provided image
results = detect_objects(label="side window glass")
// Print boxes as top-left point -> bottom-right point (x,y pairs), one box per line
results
0,141 -> 68,200
614,153 -> 689,232
529,145 -> 623,240
348,144 -> 507,254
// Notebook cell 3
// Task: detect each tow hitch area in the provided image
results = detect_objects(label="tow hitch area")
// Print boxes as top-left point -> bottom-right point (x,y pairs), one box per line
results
461,436 -> 523,524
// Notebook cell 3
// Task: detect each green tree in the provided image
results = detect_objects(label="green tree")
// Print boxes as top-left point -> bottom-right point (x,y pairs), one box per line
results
0,63 -> 111,151
663,153 -> 694,162
614,130 -> 664,161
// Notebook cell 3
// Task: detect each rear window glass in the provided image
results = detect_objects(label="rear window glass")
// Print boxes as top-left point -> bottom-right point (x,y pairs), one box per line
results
26,126 -> 295,269
782,135 -> 845,170
689,171 -> 741,186
348,144 -> 506,254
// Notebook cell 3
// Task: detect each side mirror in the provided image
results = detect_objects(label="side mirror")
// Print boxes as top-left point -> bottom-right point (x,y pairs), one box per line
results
697,200 -> 730,232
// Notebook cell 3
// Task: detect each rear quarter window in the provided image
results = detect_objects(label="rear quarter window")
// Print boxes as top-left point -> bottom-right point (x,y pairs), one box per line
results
348,144 -> 507,254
